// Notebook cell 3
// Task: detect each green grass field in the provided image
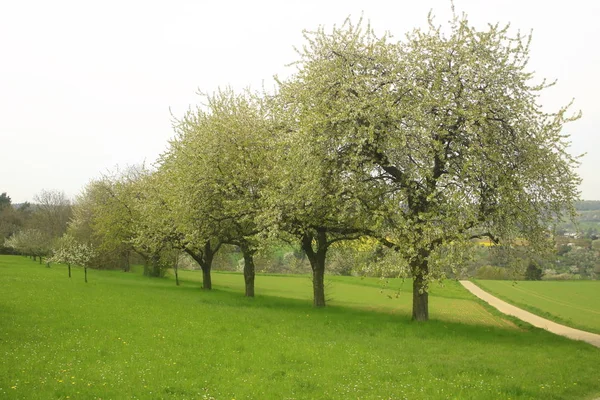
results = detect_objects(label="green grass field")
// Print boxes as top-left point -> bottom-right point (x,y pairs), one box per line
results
1,255 -> 599,399
473,279 -> 600,334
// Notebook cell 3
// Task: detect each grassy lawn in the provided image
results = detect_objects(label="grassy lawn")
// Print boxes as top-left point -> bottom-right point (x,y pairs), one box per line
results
0,256 -> 598,400
473,279 -> 600,335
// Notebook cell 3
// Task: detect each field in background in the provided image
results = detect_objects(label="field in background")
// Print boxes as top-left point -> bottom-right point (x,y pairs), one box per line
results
473,279 -> 600,334
1,255 -> 599,399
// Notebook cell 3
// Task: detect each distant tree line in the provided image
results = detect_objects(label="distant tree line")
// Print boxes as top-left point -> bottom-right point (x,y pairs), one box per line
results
574,201 -> 600,212
1,190 -> 72,263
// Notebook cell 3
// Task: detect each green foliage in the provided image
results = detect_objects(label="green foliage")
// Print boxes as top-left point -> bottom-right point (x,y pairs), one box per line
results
68,167 -> 165,272
557,244 -> 572,256
0,205 -> 23,252
524,261 -> 543,280
1,255 -> 599,399
0,192 -> 11,209
476,265 -> 513,280
252,243 -> 311,274
68,178 -> 132,269
560,246 -> 600,278
0,196 -> 33,254
329,240 -> 412,278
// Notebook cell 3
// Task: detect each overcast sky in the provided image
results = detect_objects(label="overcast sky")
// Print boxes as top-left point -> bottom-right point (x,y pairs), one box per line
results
1,0 -> 599,203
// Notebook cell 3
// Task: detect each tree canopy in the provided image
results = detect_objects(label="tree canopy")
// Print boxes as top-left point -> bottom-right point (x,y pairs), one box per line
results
158,89 -> 274,293
276,15 -> 580,319
0,192 -> 11,210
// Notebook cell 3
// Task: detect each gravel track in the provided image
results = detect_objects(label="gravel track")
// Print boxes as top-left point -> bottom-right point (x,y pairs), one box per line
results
460,280 -> 600,348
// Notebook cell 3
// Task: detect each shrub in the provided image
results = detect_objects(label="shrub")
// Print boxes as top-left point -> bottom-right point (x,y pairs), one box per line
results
525,261 -> 543,280
475,265 -> 513,280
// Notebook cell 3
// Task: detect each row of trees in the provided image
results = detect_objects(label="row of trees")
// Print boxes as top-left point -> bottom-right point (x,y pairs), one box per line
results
4,13 -> 581,320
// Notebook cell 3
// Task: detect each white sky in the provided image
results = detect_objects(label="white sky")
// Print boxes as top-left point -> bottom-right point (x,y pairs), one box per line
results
1,0 -> 599,203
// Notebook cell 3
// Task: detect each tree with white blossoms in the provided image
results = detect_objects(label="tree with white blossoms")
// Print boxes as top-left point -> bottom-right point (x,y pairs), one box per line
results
160,88 -> 273,295
281,12 -> 580,320
49,234 -> 96,282
4,228 -> 53,264
263,79 -> 383,307
130,170 -> 184,282
51,234 -> 78,277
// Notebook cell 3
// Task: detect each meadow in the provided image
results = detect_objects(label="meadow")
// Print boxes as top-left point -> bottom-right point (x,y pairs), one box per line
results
1,255 -> 599,400
473,279 -> 600,334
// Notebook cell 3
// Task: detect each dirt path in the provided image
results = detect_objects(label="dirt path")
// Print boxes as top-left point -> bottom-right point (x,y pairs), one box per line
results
460,280 -> 600,348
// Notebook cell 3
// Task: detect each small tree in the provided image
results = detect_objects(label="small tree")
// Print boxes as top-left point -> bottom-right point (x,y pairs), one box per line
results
51,234 -> 78,277
49,236 -> 96,282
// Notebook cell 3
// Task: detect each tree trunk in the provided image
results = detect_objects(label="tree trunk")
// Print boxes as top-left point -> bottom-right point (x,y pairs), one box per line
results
84,267 -> 88,283
301,230 -> 328,307
123,251 -> 130,272
411,250 -> 430,321
201,265 -> 212,289
144,254 -> 161,277
312,256 -> 326,307
412,273 -> 429,321
174,253 -> 180,286
39,256 -> 42,265
68,264 -> 71,278
152,262 -> 161,277
185,240 -> 220,291
241,244 -> 255,297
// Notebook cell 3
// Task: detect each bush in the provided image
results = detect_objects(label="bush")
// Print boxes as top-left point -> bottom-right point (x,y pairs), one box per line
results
0,245 -> 18,255
475,265 -> 513,280
525,261 -> 543,280
543,273 -> 579,280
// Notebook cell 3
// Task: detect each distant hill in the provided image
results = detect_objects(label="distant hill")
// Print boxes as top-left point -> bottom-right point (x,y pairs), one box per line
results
575,201 -> 600,211
558,201 -> 600,236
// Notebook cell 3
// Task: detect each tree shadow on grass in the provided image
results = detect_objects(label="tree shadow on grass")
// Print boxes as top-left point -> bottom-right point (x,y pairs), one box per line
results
67,268 -> 599,352
170,285 -> 592,351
